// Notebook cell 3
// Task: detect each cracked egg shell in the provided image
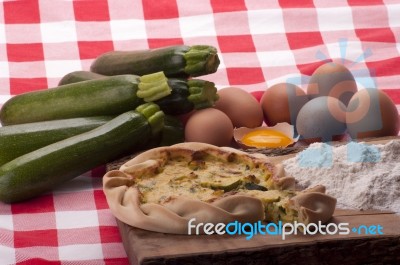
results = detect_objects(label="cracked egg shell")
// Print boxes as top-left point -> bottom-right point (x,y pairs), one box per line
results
234,123 -> 299,149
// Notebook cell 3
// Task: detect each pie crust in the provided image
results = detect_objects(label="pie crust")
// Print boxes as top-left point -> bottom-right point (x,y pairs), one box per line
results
103,142 -> 336,234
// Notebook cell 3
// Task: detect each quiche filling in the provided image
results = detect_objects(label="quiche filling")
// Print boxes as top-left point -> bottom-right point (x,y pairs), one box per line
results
133,150 -> 298,223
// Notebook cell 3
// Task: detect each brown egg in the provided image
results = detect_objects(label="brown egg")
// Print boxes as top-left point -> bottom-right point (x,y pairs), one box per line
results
307,62 -> 357,106
346,88 -> 399,139
296,96 -> 347,143
260,83 -> 309,127
214,87 -> 263,128
185,108 -> 234,146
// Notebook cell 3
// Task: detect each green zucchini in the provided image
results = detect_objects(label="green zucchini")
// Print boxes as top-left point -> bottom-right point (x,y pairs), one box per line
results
0,73 -> 218,125
57,71 -> 126,86
0,116 -> 112,166
160,115 -> 184,146
150,115 -> 185,147
58,71 -> 195,115
90,45 -> 220,78
201,178 -> 243,192
58,71 -> 106,86
0,103 -> 164,203
57,71 -> 218,115
0,75 -> 142,125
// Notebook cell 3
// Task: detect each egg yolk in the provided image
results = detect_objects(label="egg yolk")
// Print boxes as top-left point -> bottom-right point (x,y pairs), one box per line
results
241,130 -> 293,148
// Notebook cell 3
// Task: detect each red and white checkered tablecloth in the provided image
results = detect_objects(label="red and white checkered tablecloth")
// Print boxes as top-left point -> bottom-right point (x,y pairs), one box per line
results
0,1 -> 399,264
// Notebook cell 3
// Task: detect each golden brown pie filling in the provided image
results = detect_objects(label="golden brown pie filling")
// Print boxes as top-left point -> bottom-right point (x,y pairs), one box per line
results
134,150 -> 298,223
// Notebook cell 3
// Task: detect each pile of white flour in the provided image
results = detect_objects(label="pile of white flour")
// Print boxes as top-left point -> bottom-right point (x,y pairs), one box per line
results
283,140 -> 400,213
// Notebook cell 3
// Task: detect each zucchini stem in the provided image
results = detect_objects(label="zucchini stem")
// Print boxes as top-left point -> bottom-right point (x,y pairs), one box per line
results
137,72 -> 172,102
184,45 -> 220,77
187,79 -> 219,109
136,103 -> 165,136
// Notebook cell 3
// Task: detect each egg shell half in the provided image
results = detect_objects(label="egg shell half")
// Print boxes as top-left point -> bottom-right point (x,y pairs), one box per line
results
234,122 -> 299,149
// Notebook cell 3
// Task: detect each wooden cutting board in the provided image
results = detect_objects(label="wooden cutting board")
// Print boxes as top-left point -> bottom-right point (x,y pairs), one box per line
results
117,210 -> 400,265
109,137 -> 400,265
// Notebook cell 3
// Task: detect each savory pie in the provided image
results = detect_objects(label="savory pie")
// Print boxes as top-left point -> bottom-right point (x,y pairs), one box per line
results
103,142 -> 336,234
